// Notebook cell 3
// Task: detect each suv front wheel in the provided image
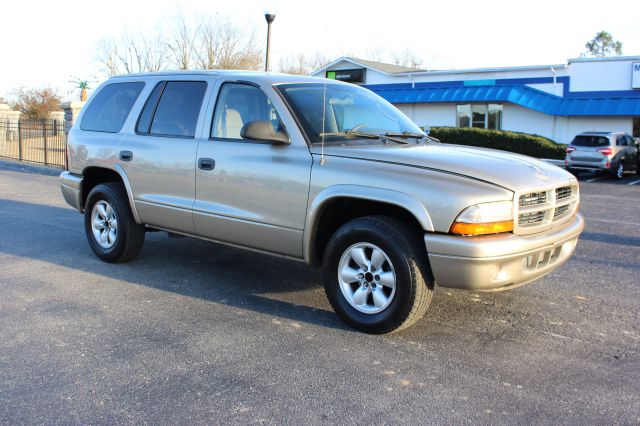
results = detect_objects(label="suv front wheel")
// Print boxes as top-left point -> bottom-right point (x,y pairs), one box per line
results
322,216 -> 434,334
84,183 -> 145,263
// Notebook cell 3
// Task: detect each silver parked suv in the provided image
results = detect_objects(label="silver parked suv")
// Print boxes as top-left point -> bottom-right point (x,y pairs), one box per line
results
60,71 -> 584,333
565,131 -> 639,179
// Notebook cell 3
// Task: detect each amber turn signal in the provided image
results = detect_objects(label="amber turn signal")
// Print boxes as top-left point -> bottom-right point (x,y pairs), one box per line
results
450,220 -> 514,236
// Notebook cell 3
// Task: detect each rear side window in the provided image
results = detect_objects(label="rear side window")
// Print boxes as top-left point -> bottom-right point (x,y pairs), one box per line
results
81,82 -> 145,133
136,81 -> 207,138
571,135 -> 610,147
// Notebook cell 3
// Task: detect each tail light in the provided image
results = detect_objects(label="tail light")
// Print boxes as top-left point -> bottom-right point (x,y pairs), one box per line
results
597,147 -> 613,156
566,146 -> 576,153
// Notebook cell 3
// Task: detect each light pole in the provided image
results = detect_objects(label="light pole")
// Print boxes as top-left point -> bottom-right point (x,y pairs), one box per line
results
264,12 -> 276,72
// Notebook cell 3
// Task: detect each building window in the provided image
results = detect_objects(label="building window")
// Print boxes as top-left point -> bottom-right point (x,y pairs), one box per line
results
633,117 -> 640,138
456,104 -> 503,129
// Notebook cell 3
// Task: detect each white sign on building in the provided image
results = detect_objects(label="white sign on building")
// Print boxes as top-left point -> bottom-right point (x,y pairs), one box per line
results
633,62 -> 640,89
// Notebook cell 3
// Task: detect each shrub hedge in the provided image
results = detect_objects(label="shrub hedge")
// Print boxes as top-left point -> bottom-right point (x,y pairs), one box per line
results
426,126 -> 567,160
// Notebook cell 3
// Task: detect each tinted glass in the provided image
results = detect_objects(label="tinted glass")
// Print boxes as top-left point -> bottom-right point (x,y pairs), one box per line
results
212,83 -> 284,140
136,82 -> 165,134
617,136 -> 627,146
150,81 -> 207,137
471,104 -> 487,128
456,105 -> 471,127
571,136 -> 610,147
81,82 -> 144,133
278,83 -> 423,144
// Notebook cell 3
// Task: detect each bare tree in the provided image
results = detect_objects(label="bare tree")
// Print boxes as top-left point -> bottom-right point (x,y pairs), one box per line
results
166,16 -> 198,70
361,47 -> 424,69
96,14 -> 263,77
390,48 -> 423,69
278,52 -> 330,75
97,31 -> 170,76
194,17 -> 262,70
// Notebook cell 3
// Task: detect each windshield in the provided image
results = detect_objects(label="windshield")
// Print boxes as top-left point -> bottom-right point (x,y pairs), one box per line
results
276,82 -> 424,145
571,135 -> 610,147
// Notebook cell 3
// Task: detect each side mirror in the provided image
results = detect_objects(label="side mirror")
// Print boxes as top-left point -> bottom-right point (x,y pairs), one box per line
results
240,121 -> 289,145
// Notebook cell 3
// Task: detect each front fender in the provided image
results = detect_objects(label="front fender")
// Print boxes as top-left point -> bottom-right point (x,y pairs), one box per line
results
303,184 -> 434,264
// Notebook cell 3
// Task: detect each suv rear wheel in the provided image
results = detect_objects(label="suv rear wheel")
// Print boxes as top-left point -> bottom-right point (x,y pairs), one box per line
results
84,183 -> 145,263
322,216 -> 433,334
612,161 -> 624,180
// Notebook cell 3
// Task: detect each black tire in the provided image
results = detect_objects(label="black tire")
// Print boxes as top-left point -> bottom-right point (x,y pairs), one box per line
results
322,216 -> 434,334
84,183 -> 145,263
610,161 -> 624,180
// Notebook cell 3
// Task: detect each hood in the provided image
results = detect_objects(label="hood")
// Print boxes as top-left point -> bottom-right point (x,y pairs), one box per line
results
311,143 -> 574,192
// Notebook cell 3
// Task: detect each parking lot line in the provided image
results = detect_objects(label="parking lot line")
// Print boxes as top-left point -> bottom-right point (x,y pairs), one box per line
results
585,177 -> 602,183
627,179 -> 640,186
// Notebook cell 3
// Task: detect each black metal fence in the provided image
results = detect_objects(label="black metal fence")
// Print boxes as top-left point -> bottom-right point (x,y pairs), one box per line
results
0,119 -> 67,169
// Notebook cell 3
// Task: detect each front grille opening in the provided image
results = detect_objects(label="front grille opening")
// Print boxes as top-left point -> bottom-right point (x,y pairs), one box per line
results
556,186 -> 573,201
524,247 -> 562,271
554,204 -> 570,219
519,191 -> 547,207
519,210 -> 546,226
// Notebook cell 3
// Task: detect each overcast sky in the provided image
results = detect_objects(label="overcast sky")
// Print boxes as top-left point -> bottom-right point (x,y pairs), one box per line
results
1,0 -> 639,100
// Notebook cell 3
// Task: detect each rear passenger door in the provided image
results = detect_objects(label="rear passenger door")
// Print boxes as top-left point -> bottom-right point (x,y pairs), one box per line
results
118,79 -> 210,234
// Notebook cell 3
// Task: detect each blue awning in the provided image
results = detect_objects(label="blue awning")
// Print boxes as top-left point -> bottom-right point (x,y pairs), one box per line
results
368,85 -> 640,117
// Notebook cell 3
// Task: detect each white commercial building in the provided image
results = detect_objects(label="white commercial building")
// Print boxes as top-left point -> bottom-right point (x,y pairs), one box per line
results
312,56 -> 640,144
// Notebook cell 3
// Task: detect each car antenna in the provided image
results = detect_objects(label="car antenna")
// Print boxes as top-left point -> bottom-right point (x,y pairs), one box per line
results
320,79 -> 327,166
320,25 -> 328,166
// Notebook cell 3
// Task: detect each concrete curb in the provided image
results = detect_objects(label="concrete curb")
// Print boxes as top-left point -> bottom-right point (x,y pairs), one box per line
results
0,159 -> 63,177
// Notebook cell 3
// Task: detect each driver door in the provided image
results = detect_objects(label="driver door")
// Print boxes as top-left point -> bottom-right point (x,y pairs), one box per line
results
193,82 -> 312,257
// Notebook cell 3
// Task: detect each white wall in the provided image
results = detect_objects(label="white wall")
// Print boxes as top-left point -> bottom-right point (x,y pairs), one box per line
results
560,117 -> 632,143
569,59 -> 635,92
502,104 -> 555,139
526,83 -> 564,96
394,103 -> 456,128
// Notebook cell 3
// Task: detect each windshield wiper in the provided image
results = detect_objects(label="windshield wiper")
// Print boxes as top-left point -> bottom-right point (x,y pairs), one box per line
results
319,130 -> 408,144
384,131 -> 427,139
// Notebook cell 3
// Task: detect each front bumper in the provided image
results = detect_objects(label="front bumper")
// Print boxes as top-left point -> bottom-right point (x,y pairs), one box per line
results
424,214 -> 584,291
60,171 -> 84,211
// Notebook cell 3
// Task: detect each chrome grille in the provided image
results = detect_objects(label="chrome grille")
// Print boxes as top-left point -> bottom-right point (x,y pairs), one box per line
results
515,183 -> 579,235
519,191 -> 547,207
555,186 -> 573,201
519,211 -> 546,227
554,204 -> 570,218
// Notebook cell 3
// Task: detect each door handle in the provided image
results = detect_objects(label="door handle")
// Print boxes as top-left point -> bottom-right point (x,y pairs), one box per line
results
198,158 -> 215,171
119,150 -> 133,161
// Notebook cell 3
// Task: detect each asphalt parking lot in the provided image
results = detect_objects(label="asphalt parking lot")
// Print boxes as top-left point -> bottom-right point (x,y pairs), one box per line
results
0,162 -> 638,424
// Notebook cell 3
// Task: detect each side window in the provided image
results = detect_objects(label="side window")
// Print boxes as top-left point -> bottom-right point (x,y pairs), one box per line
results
137,81 -> 207,138
625,135 -> 635,146
211,83 -> 284,140
617,135 -> 628,146
136,82 -> 165,134
80,82 -> 145,133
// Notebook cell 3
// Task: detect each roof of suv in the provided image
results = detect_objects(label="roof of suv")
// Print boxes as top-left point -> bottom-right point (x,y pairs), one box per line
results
109,70 -> 334,86
577,131 -> 625,136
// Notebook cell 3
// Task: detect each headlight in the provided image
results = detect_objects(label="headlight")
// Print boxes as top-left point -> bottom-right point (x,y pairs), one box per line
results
450,201 -> 514,236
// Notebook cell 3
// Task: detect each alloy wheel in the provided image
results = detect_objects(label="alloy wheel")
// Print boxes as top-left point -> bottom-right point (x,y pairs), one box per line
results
337,242 -> 396,314
91,200 -> 118,249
